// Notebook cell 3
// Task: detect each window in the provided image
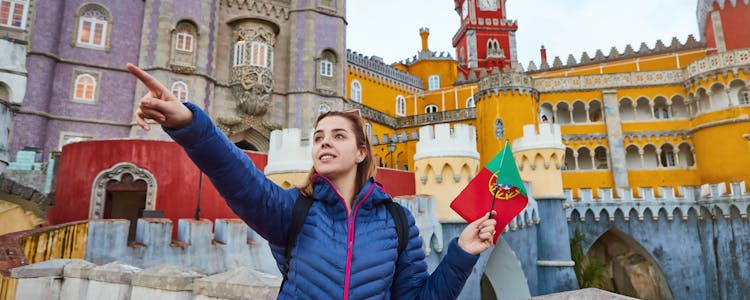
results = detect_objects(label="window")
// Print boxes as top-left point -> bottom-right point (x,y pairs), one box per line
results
365,122 -> 372,141
175,28 -> 194,52
428,75 -> 440,91
660,146 -> 676,167
395,95 -> 406,116
73,74 -> 97,102
320,59 -> 333,77
76,4 -> 110,49
250,41 -> 270,67
171,81 -> 189,102
350,80 -> 362,103
655,107 -> 670,119
0,0 -> 27,29
233,40 -> 246,66
425,104 -> 438,114
466,96 -> 475,108
741,89 -> 750,105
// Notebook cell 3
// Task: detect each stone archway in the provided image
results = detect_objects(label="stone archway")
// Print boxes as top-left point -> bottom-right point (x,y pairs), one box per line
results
89,162 -> 157,219
230,128 -> 269,152
586,228 -> 673,300
481,237 -> 531,299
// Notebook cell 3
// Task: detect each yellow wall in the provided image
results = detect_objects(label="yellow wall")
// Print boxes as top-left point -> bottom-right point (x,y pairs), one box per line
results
476,91 -> 538,166
0,200 -> 45,236
414,156 -> 480,222
406,60 -> 457,91
515,148 -> 566,199
347,65 -> 414,117
692,121 -> 750,184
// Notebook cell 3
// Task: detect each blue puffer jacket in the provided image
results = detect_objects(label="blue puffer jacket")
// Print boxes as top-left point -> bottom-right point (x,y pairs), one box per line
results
166,102 -> 478,299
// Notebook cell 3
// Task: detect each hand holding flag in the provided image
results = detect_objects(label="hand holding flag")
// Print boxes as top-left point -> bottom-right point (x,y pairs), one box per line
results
451,141 -> 528,244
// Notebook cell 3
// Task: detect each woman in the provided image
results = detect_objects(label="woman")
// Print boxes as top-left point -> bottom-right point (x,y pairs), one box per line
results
128,64 -> 497,299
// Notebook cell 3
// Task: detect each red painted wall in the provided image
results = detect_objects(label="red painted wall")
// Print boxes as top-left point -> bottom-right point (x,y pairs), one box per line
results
704,2 -> 750,52
374,168 -> 416,197
48,140 -> 268,226
49,140 -> 418,228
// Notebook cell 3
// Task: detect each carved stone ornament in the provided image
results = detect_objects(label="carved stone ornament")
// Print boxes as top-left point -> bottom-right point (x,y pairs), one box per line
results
89,162 -> 157,219
495,118 -> 505,140
230,25 -> 276,116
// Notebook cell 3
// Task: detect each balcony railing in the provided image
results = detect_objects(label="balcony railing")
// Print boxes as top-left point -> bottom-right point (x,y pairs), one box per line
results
344,101 -> 477,129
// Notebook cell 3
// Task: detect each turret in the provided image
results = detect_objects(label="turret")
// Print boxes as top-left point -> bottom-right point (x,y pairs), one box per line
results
512,123 -> 565,199
264,129 -> 312,188
413,123 -> 480,222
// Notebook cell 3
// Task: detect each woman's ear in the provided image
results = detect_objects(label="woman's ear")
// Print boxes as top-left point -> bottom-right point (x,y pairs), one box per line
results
357,148 -> 367,164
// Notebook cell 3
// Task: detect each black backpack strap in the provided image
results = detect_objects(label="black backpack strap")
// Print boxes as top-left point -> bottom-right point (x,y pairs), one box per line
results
281,195 -> 314,290
386,202 -> 409,255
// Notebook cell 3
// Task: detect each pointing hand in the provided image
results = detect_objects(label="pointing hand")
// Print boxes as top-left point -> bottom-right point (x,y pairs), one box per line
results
127,63 -> 193,130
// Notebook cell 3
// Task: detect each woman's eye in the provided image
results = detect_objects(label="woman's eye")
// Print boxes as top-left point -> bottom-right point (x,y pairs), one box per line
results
335,134 -> 344,139
314,136 -> 323,142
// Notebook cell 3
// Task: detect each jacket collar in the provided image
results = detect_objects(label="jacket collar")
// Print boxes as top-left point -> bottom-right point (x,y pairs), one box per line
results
312,174 -> 392,210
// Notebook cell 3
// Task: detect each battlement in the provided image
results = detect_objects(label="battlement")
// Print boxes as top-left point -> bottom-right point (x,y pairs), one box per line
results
513,123 -> 565,152
394,195 -> 444,256
564,181 -> 750,222
346,49 -> 424,89
265,128 -> 312,175
526,35 -> 703,73
85,218 -> 279,276
414,123 -> 479,160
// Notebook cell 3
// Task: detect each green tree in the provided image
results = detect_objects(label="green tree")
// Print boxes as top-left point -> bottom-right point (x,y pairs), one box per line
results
570,227 -> 607,289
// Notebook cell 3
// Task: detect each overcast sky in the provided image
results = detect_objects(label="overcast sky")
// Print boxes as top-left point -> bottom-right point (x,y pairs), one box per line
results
346,0 -> 700,68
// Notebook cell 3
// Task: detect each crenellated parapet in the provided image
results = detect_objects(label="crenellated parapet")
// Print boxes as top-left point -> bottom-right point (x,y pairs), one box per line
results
222,0 -> 291,20
414,123 -> 479,160
513,123 -> 564,153
684,48 -> 750,84
414,123 -> 480,222
265,128 -> 312,175
476,70 -> 536,98
346,49 -> 424,90
564,181 -> 750,222
526,35 -> 703,73
394,195 -> 443,256
85,218 -> 280,277
512,124 -> 566,199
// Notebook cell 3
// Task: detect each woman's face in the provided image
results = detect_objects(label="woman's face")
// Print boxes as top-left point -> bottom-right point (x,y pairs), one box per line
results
312,116 -> 366,181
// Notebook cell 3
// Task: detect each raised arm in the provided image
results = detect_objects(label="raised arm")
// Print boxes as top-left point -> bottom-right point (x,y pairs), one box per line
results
127,63 -> 295,245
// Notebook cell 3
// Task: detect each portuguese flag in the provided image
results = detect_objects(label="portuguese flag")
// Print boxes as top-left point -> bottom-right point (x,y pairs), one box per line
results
450,141 -> 528,242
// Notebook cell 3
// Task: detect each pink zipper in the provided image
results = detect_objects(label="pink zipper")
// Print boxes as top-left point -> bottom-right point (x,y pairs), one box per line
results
313,175 -> 375,300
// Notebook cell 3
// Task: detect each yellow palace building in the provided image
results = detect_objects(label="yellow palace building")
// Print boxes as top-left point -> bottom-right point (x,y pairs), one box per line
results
344,0 -> 750,215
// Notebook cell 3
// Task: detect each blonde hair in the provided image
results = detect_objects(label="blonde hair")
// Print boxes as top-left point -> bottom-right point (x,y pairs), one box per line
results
298,111 -> 376,197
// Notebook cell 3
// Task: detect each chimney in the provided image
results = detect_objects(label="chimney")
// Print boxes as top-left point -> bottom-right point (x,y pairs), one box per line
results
420,27 -> 430,51
540,45 -> 547,62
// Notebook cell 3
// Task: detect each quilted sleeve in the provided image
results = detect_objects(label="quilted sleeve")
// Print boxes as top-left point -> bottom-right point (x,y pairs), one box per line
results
164,102 -> 296,246
390,207 -> 479,299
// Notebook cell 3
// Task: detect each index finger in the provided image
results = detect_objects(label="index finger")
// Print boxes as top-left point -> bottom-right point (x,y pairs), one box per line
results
127,63 -> 167,97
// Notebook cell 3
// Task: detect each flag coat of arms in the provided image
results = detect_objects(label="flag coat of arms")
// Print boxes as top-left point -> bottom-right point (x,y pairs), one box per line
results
450,141 -> 528,242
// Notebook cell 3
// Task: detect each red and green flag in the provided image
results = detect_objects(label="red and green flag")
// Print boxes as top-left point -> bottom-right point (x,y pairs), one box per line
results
450,141 -> 528,242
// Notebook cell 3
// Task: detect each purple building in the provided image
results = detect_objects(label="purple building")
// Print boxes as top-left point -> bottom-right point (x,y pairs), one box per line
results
6,0 -> 347,163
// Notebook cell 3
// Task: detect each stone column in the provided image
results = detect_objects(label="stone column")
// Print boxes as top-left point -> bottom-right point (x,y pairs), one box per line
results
536,197 -> 578,294
602,89 -> 629,188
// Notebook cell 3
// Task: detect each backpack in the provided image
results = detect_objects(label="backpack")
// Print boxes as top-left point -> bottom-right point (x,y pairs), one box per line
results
281,194 -> 409,289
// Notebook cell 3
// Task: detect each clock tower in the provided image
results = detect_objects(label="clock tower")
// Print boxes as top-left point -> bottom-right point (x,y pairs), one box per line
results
452,0 -> 518,78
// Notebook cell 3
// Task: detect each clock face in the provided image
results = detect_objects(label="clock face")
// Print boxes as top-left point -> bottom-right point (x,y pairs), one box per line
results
478,0 -> 498,11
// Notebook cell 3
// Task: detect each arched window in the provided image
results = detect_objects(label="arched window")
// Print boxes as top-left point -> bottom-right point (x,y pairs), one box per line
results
563,147 -> 575,171
625,145 -> 641,169
250,41 -> 270,68
594,147 -> 608,169
654,97 -> 669,119
170,81 -> 189,102
678,143 -> 695,167
466,96 -> 475,108
428,75 -> 440,91
740,88 -> 750,105
395,95 -> 406,116
175,25 -> 194,52
425,104 -> 438,114
660,144 -> 676,167
350,80 -> 362,103
233,39 -> 246,67
365,122 -> 372,142
75,4 -> 111,49
1,0 -> 28,29
320,59 -> 333,77
577,148 -> 593,170
73,74 -> 97,102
